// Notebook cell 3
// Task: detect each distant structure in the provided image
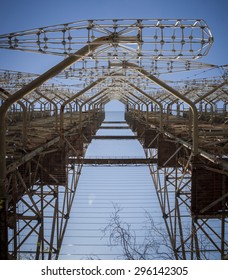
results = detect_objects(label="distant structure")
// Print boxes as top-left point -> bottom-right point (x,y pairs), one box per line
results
0,19 -> 227,260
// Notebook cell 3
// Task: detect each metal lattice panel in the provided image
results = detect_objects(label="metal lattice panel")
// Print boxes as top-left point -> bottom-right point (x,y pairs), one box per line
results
0,19 -> 213,59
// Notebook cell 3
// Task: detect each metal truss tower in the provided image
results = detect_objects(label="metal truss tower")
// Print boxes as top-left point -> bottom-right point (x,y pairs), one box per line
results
0,19 -> 227,260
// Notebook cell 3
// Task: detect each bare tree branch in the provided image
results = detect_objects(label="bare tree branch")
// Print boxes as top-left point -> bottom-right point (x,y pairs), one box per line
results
102,205 -> 175,260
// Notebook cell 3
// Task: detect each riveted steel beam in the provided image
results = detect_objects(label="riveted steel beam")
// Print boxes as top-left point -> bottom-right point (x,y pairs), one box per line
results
79,89 -> 108,129
123,62 -> 199,155
127,82 -> 163,130
60,78 -> 105,136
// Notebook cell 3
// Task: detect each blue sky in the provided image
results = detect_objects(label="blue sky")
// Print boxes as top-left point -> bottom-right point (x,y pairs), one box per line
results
0,0 -> 228,73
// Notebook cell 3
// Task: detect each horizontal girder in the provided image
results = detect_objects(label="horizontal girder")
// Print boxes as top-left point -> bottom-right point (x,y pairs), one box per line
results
69,157 -> 157,165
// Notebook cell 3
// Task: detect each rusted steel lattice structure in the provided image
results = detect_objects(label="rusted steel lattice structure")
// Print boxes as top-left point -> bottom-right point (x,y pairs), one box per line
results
0,19 -> 227,260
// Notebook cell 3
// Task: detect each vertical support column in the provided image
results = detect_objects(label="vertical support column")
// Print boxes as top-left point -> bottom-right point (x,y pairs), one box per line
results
0,36 -> 112,259
36,90 -> 58,131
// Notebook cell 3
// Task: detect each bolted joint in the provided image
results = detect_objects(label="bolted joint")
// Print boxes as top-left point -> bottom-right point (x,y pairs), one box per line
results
110,32 -> 119,43
37,216 -> 42,224
64,213 -> 70,220
162,212 -> 169,219
176,190 -> 180,197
